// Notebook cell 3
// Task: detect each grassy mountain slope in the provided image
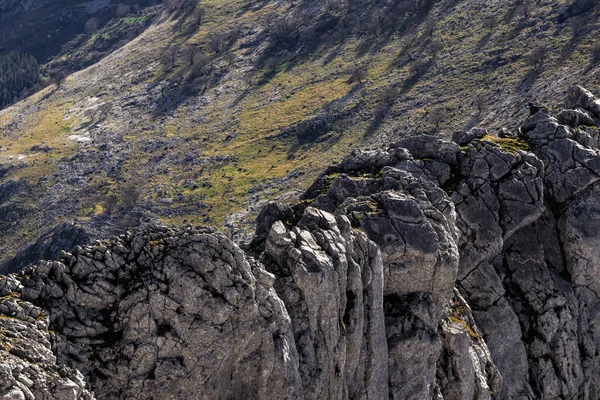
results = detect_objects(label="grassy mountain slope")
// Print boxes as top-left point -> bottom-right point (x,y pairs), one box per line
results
1,0 -> 600,264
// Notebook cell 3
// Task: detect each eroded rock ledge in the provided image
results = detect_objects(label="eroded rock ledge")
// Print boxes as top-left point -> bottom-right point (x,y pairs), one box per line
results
3,86 -> 600,399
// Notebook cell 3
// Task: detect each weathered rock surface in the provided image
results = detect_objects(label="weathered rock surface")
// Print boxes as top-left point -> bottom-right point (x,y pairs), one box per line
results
5,86 -> 600,399
261,208 -> 388,400
0,277 -> 93,400
16,226 -> 304,399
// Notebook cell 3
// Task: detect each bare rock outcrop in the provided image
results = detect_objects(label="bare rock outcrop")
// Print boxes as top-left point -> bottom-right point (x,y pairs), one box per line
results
0,277 -> 93,400
15,226 -> 302,399
264,134 -> 493,399
261,208 -> 388,399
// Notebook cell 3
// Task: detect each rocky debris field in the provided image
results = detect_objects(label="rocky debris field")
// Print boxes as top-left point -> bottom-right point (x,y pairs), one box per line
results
3,86 -> 600,399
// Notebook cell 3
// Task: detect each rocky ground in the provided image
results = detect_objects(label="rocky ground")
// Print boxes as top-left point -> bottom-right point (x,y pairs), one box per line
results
1,86 -> 600,399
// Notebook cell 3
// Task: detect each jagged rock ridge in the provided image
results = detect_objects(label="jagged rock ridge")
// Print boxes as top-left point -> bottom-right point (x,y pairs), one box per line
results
3,86 -> 600,399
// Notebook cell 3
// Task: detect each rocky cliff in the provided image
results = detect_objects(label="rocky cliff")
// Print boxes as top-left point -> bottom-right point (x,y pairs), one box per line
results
3,86 -> 600,399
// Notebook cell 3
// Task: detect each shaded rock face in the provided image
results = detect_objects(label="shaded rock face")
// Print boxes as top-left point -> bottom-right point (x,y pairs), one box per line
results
5,86 -> 600,399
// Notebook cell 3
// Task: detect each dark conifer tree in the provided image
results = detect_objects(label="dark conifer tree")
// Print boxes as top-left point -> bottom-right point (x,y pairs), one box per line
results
0,51 -> 41,109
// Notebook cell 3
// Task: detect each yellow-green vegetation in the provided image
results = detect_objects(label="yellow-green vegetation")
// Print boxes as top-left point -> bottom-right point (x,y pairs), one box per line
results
0,99 -> 77,182
448,301 -> 482,342
0,315 -> 22,322
239,78 -> 350,135
0,292 -> 21,300
482,135 -> 531,153
124,15 -> 149,24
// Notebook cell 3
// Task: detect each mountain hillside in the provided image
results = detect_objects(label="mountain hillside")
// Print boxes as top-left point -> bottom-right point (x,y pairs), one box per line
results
1,0 -> 600,266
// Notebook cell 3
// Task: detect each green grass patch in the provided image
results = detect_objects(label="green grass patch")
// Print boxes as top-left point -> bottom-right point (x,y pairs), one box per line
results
482,135 -> 531,153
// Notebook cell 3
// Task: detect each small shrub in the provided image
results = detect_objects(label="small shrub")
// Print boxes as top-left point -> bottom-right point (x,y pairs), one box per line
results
84,17 -> 100,34
103,195 -> 119,214
473,94 -> 487,115
268,16 -> 300,50
427,108 -> 445,131
161,46 -> 179,70
116,4 -> 131,18
183,44 -> 199,66
517,1 -> 530,19
526,46 -> 549,71
374,86 -> 398,120
482,16 -> 496,32
347,67 -> 368,84
189,7 -> 206,31
121,185 -> 141,210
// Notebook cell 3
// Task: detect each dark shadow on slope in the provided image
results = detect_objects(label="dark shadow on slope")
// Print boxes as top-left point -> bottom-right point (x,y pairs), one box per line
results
473,31 -> 494,53
584,54 -> 600,74
388,39 -> 420,71
0,222 -> 91,275
231,88 -> 252,109
235,0 -> 271,17
503,18 -> 533,44
165,1 -> 212,43
285,95 -> 362,159
364,114 -> 386,138
364,55 -> 434,138
151,69 -> 220,117
255,0 -> 442,88
254,10 -> 340,83
463,112 -> 485,132
401,57 -> 436,94
149,17 -> 244,117
556,13 -> 596,64
363,84 -> 400,138
518,67 -> 543,93
502,4 -> 518,25
322,41 -> 348,66
557,0 -> 598,23
355,0 -> 439,58
44,7 -> 160,79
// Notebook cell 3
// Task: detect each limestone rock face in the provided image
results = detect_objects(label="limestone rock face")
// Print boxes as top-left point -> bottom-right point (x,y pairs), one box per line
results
261,208 -> 388,400
436,290 -> 501,400
0,276 -> 93,400
6,86 -> 600,400
17,226 -> 302,400
294,134 -> 465,399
